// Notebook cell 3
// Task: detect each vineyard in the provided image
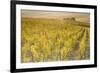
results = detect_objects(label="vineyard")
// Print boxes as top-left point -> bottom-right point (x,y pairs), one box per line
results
21,18 -> 90,63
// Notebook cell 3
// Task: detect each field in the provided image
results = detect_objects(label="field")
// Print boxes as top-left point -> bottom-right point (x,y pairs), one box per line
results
21,18 -> 90,63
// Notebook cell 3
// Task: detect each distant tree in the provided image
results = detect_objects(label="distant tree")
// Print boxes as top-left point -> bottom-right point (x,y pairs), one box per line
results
71,17 -> 76,21
64,17 -> 76,21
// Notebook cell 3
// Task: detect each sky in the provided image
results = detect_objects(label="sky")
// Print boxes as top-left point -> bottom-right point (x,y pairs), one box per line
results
21,10 -> 90,23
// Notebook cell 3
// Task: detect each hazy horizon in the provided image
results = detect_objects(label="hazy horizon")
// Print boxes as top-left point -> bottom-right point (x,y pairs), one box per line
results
21,10 -> 90,23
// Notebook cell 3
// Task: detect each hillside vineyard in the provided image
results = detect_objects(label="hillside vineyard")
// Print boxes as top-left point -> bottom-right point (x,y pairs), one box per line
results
21,18 -> 90,63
